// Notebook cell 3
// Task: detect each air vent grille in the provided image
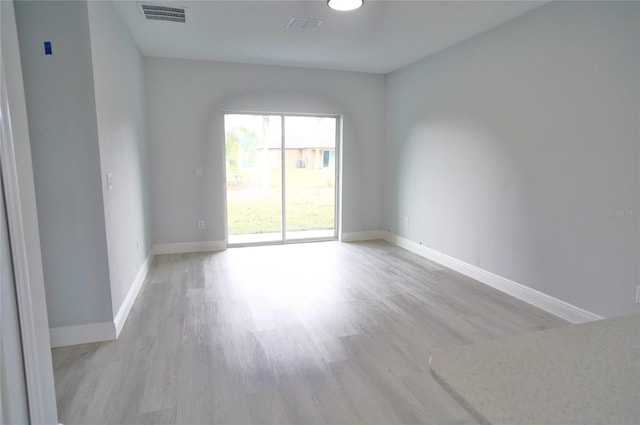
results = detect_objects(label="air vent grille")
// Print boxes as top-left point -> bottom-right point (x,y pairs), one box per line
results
287,17 -> 323,31
139,3 -> 186,23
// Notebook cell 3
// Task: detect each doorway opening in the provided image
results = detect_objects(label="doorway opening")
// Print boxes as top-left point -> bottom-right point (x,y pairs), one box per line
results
224,113 -> 339,245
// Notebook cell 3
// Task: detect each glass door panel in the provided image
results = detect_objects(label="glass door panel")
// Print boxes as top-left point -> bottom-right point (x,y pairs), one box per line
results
225,114 -> 283,244
284,116 -> 337,241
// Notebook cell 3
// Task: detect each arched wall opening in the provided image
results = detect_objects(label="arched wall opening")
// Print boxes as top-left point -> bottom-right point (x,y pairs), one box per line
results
204,91 -> 348,246
145,58 -> 386,249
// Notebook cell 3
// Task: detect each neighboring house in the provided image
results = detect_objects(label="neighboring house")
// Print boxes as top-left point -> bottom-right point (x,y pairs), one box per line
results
267,139 -> 336,170
266,123 -> 336,170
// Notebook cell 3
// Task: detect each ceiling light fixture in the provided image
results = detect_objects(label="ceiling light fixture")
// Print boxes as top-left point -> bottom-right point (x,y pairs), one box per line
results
327,0 -> 363,12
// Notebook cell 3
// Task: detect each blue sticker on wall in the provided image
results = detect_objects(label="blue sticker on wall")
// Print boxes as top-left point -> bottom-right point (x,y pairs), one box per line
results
44,41 -> 52,55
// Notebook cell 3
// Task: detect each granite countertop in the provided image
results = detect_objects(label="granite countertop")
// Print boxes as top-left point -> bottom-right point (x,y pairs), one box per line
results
430,314 -> 640,424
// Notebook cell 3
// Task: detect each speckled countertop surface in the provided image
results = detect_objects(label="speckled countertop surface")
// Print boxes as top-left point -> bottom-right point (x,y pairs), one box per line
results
430,314 -> 640,425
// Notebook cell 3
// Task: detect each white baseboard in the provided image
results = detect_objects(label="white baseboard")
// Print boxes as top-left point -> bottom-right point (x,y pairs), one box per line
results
153,240 -> 226,255
49,321 -> 116,348
114,250 -> 154,337
381,232 -> 603,324
340,231 -> 387,242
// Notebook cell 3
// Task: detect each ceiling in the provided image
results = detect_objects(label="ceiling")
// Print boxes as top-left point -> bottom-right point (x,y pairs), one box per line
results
113,0 -> 547,74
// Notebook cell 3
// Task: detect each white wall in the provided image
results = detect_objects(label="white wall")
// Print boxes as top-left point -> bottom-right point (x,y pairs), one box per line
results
385,1 -> 640,318
15,0 -> 113,328
87,1 -> 152,320
145,58 -> 385,244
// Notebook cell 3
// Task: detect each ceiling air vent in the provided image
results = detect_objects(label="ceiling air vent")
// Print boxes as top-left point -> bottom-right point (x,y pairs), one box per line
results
287,17 -> 323,31
139,3 -> 186,23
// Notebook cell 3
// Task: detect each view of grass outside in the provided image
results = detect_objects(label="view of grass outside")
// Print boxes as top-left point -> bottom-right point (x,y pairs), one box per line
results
225,114 -> 337,239
227,168 -> 335,235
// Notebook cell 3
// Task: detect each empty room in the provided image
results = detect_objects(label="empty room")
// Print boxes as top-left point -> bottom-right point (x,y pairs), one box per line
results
1,0 -> 638,424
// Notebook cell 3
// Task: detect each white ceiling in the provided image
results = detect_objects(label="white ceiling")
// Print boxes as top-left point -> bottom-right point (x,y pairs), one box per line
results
113,0 -> 547,74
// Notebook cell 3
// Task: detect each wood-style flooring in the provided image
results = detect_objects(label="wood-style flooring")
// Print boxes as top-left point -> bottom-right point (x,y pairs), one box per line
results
52,240 -> 567,425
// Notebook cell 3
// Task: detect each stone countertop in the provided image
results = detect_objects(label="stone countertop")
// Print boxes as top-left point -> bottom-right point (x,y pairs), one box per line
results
430,314 -> 640,425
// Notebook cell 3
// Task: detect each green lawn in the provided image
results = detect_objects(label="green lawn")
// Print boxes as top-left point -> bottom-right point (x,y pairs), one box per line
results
227,168 -> 335,235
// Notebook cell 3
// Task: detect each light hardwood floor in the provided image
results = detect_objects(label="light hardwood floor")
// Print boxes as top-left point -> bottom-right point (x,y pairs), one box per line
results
52,240 -> 567,425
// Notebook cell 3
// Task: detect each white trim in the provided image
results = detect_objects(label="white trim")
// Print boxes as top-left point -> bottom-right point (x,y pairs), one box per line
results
382,232 -> 603,324
339,230 -> 387,242
49,322 -> 117,348
113,249 -> 154,337
153,240 -> 226,255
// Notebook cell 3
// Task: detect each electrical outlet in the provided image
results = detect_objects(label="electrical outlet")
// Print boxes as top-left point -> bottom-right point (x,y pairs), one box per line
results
404,217 -> 409,226
198,220 -> 205,229
195,166 -> 202,176
636,286 -> 640,304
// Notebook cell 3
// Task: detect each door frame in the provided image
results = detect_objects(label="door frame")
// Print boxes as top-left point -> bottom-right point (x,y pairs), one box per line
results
222,111 -> 341,246
1,1 -> 58,422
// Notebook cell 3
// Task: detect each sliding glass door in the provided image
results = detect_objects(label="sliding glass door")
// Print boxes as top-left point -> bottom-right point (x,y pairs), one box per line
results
224,113 -> 338,245
283,115 -> 336,241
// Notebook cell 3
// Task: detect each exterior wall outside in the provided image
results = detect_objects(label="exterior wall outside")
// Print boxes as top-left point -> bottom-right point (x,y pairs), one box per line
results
268,148 -> 335,169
